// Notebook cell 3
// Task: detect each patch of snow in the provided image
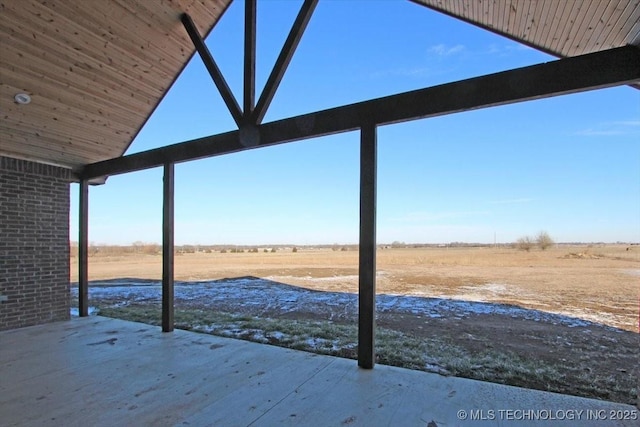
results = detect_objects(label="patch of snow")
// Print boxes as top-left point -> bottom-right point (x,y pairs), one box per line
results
250,331 -> 268,343
305,337 -> 337,350
268,331 -> 286,340
191,324 -> 217,333
215,327 -> 267,343
376,294 -> 594,328
424,363 -> 451,376
73,277 -> 611,330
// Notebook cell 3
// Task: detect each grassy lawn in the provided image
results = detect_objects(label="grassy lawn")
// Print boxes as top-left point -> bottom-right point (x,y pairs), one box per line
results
98,304 -> 637,405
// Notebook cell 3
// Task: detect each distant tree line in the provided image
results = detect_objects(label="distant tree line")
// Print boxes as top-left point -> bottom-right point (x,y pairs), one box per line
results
70,235 -> 561,258
69,242 -> 284,257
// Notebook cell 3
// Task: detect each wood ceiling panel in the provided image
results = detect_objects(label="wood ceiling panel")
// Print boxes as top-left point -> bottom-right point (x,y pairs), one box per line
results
0,36 -> 156,117
619,1 -> 640,44
6,1 -> 175,75
496,0 -> 506,33
520,0 -> 536,40
0,3 -> 166,110
412,1 -> 640,57
0,144 -> 110,169
542,0 -> 568,50
600,2 -> 629,48
1,128 -> 121,160
0,0 -> 230,170
485,0 -> 496,29
506,0 -> 518,34
572,0 -> 612,53
2,95 -> 134,148
1,63 -> 144,129
525,0 -> 547,42
1,134 -> 121,161
558,1 -> 593,54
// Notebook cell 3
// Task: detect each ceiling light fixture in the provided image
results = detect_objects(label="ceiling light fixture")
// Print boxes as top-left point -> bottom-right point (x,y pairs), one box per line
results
14,93 -> 31,105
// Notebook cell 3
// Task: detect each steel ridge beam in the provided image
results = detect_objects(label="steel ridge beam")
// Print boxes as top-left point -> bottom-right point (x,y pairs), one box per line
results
80,45 -> 640,180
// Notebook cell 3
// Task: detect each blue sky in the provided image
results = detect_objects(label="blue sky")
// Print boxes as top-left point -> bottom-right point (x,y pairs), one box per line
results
70,0 -> 640,246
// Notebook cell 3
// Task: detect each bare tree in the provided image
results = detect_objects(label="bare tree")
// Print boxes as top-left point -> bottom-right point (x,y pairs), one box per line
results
536,231 -> 554,251
515,236 -> 534,252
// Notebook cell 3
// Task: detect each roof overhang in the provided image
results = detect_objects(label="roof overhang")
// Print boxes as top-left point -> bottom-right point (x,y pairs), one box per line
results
411,0 -> 640,58
1,0 -> 638,176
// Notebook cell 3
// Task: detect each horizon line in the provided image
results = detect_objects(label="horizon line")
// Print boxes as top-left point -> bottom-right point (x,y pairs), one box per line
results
70,241 -> 639,247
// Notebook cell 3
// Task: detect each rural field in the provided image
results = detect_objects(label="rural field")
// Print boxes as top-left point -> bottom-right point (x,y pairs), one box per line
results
70,244 -> 639,405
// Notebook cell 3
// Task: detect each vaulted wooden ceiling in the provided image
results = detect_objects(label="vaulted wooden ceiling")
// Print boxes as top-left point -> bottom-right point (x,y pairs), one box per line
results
1,0 -> 639,171
0,0 -> 230,170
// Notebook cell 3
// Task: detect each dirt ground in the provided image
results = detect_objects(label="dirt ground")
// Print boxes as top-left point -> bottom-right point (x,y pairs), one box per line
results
72,244 -> 639,331
71,244 -> 639,404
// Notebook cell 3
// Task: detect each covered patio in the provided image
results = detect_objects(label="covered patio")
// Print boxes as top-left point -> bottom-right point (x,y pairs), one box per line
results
1,316 -> 637,426
1,0 -> 639,424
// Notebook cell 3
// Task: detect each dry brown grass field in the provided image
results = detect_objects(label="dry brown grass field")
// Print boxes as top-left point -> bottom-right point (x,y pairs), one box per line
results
71,244 -> 639,332
70,244 -> 639,404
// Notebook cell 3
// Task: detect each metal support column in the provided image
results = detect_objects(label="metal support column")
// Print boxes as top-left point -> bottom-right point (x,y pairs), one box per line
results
358,123 -> 377,369
243,0 -> 256,116
162,163 -> 175,332
78,179 -> 89,317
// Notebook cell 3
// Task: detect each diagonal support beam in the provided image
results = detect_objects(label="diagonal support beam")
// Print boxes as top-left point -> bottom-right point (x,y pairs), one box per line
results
244,0 -> 257,116
181,13 -> 243,127
80,46 -> 640,180
250,0 -> 318,124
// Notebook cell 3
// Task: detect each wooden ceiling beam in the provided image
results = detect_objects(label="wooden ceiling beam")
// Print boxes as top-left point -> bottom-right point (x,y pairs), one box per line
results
80,45 -> 640,180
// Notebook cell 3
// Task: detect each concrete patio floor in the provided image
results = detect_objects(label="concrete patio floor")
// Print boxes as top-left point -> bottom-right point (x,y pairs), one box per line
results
1,316 -> 637,426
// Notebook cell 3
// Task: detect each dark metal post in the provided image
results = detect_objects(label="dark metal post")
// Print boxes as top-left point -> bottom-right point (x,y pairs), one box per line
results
78,180 -> 89,317
358,123 -> 377,369
243,0 -> 256,116
162,163 -> 175,332
251,0 -> 318,124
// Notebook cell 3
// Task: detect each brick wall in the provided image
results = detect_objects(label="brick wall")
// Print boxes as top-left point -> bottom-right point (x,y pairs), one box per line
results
0,156 -> 71,330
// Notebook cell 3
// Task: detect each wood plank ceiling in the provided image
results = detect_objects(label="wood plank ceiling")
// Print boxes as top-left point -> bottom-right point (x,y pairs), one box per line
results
0,0 -> 638,172
0,0 -> 231,170
412,0 -> 640,57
